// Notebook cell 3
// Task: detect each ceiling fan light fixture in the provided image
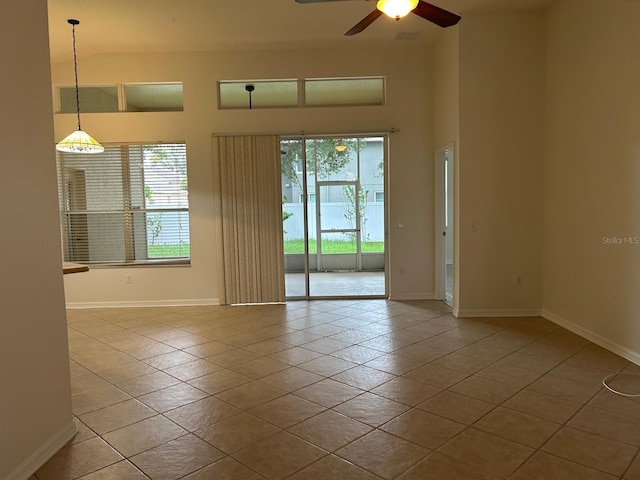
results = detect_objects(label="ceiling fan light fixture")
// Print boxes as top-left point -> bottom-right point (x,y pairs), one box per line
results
376,0 -> 419,19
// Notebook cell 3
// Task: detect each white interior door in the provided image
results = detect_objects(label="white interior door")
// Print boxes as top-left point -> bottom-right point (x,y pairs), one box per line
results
435,144 -> 455,306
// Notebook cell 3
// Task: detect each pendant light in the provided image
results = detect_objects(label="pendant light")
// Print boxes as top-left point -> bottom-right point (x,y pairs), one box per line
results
245,84 -> 255,110
334,139 -> 347,152
56,19 -> 104,154
376,0 -> 419,19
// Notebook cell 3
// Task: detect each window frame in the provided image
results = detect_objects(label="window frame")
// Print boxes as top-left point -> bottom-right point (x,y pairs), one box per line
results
217,79 -> 299,110
54,82 -> 184,114
298,192 -> 316,203
57,142 -> 190,267
217,76 -> 386,110
304,76 -> 386,107
57,84 -> 120,114
124,82 -> 184,112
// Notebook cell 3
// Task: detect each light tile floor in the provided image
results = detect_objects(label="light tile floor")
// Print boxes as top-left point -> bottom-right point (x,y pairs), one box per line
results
32,300 -> 640,480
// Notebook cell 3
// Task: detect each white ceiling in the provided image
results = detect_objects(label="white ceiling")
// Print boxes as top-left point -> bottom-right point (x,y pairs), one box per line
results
47,0 -> 555,63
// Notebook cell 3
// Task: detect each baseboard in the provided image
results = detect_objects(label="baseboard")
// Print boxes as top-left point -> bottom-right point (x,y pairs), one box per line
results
6,419 -> 77,480
457,308 -> 542,318
65,298 -> 220,309
389,292 -> 437,301
542,309 -> 640,366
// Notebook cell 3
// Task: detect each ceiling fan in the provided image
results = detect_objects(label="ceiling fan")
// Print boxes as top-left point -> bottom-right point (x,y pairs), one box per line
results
296,0 -> 461,36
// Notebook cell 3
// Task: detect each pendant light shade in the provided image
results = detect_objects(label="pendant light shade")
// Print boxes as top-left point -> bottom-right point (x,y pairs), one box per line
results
56,129 -> 104,153
376,0 -> 419,18
56,19 -> 104,154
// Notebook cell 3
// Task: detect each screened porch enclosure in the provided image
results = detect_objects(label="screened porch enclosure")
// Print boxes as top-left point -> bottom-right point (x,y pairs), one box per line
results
281,135 -> 387,298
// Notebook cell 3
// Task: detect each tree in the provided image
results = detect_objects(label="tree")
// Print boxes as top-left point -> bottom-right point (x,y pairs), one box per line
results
281,138 -> 361,188
144,145 -> 188,190
147,214 -> 162,245
343,184 -> 369,242
282,199 -> 293,231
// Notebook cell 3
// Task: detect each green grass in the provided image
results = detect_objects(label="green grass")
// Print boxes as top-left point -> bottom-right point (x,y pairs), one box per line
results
148,244 -> 190,258
284,239 -> 384,254
147,241 -> 383,257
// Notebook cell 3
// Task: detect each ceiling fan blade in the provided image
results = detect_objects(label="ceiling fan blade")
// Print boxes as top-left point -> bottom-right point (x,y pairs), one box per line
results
345,9 -> 383,36
412,1 -> 461,27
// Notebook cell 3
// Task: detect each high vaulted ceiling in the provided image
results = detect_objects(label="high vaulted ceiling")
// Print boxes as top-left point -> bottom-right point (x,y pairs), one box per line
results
47,0 -> 555,63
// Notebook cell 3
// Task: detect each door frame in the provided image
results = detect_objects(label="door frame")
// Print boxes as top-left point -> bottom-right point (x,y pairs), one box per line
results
316,180 -> 361,272
435,143 -> 455,305
282,134 -> 389,300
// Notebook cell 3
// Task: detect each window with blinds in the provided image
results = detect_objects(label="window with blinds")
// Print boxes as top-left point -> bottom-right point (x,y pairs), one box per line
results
59,86 -> 119,113
56,143 -> 190,265
56,82 -> 184,113
217,76 -> 386,110
304,77 -> 385,107
125,84 -> 184,112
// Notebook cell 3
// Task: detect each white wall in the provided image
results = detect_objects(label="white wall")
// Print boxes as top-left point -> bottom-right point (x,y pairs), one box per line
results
52,45 -> 437,304
543,0 -> 640,361
457,10 -> 545,316
0,1 -> 75,478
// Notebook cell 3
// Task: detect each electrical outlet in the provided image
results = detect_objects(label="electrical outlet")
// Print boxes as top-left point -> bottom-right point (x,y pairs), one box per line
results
126,275 -> 132,284
516,275 -> 523,286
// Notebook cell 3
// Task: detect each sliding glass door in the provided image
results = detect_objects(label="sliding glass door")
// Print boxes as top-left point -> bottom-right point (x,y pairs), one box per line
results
281,135 -> 387,299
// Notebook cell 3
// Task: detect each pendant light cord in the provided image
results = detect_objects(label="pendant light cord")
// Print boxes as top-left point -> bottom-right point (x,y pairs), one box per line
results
56,19 -> 104,153
245,84 -> 255,110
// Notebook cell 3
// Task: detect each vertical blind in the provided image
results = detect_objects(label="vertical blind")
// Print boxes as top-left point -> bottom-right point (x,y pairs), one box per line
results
56,143 -> 190,265
212,135 -> 285,304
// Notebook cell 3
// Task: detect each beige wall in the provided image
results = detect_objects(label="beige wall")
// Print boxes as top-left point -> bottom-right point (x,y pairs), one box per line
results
458,10 -> 545,315
7,2 -> 640,475
434,28 -> 459,149
433,27 -> 460,310
52,1 -> 640,362
0,1 -> 75,478
543,0 -> 640,360
53,46 -> 437,303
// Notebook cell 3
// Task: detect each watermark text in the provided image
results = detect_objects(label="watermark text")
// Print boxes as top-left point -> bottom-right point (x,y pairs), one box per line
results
602,236 -> 639,245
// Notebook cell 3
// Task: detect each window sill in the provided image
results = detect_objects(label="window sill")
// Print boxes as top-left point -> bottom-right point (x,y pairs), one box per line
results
84,259 -> 190,268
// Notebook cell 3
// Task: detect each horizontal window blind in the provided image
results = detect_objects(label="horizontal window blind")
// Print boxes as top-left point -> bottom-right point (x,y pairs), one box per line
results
125,84 -> 184,112
305,77 -> 385,107
218,80 -> 298,109
57,83 -> 184,113
59,86 -> 119,113
56,143 -> 190,265
217,76 -> 386,110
